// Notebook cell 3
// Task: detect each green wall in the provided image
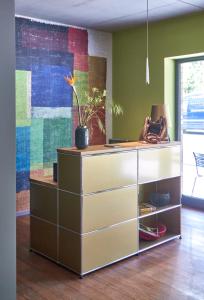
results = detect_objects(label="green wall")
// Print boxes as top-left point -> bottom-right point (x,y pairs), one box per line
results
113,12 -> 204,140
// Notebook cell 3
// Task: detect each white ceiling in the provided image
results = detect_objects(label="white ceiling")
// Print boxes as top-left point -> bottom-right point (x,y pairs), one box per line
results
15,0 -> 204,31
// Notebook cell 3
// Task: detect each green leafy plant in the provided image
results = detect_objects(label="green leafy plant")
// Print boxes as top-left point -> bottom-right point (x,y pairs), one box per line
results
64,74 -> 123,135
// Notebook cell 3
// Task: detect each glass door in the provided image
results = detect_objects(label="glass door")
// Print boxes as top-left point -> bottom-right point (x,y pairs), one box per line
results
176,57 -> 204,208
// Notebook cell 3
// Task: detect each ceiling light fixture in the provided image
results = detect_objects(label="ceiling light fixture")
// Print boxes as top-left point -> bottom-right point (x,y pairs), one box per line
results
146,0 -> 150,85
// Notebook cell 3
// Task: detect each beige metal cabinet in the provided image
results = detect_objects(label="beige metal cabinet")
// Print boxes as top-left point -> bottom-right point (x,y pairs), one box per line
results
59,186 -> 138,233
138,146 -> 181,184
58,150 -> 138,194
59,227 -> 81,274
59,220 -> 138,275
30,142 -> 181,276
58,153 -> 81,193
82,151 -> 138,193
30,178 -> 58,261
82,186 -> 137,233
30,182 -> 57,224
82,220 -> 138,274
58,190 -> 81,232
30,216 -> 57,260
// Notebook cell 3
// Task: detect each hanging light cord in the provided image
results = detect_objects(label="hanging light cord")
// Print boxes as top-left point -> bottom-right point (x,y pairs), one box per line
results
146,0 -> 150,85
147,0 -> 149,60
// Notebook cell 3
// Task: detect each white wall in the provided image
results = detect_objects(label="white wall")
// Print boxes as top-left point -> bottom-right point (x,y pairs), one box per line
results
0,0 -> 16,299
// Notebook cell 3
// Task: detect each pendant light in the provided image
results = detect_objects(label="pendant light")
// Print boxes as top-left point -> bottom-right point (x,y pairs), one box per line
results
146,0 -> 150,85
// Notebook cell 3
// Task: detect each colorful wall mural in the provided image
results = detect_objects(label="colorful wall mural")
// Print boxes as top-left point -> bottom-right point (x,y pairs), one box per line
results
16,17 -> 109,212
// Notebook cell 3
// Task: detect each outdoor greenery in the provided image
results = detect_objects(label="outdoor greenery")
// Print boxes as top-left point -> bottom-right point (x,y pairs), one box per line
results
182,60 -> 204,95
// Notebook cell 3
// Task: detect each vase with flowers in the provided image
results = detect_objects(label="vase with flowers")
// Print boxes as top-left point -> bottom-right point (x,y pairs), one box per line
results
64,74 -> 123,149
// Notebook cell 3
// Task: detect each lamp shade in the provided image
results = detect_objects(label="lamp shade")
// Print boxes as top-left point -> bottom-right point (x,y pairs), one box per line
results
150,104 -> 172,128
151,104 -> 166,121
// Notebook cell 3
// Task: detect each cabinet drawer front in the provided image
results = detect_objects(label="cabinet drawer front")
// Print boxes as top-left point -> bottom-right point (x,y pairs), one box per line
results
138,146 -> 181,184
58,190 -> 81,233
83,186 -> 137,233
82,151 -> 138,193
30,183 -> 57,223
59,228 -> 81,274
58,153 -> 81,193
30,216 -> 57,260
82,220 -> 138,274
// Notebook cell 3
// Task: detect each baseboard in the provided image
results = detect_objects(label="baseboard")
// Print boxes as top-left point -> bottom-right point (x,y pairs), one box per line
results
16,210 -> 30,217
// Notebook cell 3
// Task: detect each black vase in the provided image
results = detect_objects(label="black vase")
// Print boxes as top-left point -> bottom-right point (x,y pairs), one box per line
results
75,126 -> 89,149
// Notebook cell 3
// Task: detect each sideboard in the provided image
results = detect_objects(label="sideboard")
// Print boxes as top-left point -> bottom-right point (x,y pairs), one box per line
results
30,141 -> 181,277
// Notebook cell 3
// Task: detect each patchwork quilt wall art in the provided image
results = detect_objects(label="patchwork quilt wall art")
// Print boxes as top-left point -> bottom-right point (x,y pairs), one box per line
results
16,17 -> 109,212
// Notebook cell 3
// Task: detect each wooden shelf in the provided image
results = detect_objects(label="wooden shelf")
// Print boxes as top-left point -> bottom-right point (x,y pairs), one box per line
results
30,176 -> 57,188
138,177 -> 181,210
139,233 -> 180,253
57,141 -> 180,156
139,204 -> 181,219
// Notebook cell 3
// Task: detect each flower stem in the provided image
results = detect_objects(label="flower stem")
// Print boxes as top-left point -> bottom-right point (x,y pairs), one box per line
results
73,86 -> 82,127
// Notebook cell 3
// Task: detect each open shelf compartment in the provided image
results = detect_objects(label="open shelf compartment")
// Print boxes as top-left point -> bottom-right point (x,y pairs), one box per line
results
139,207 -> 181,252
138,176 -> 181,218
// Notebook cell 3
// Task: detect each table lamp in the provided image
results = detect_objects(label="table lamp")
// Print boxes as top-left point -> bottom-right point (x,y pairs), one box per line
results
140,104 -> 170,143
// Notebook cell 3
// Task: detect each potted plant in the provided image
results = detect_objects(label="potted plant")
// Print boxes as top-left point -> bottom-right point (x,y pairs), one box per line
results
64,74 -> 123,149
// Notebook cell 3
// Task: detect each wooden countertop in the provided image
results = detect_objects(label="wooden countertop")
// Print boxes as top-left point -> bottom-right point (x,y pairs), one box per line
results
30,176 -> 57,188
57,141 -> 180,156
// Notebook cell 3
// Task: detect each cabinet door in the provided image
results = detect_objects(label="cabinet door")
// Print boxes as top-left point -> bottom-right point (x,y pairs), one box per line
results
30,216 -> 57,260
83,186 -> 137,233
58,153 -> 81,194
82,220 -> 138,274
138,146 -> 181,184
58,227 -> 81,274
30,183 -> 57,224
58,190 -> 81,233
82,151 -> 138,193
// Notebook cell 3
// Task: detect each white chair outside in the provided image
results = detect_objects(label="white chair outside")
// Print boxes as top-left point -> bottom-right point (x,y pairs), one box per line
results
192,152 -> 204,196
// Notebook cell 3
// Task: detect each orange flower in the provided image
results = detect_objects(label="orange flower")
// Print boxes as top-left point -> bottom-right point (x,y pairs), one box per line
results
64,74 -> 76,86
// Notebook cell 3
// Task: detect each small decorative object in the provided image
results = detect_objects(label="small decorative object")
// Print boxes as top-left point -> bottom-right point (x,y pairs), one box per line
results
139,203 -> 157,215
53,162 -> 58,182
139,104 -> 170,143
64,74 -> 123,149
75,125 -> 89,149
149,192 -> 171,207
139,223 -> 167,241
